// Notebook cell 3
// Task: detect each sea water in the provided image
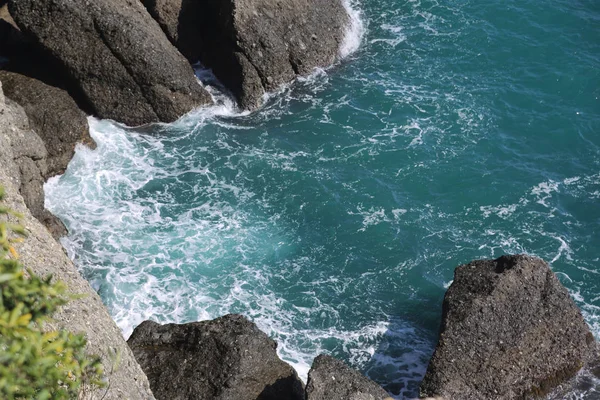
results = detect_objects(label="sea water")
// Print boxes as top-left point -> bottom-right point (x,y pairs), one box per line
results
45,0 -> 600,397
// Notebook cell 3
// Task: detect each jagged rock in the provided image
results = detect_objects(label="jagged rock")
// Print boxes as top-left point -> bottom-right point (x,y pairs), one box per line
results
305,354 -> 391,400
203,0 -> 349,110
128,314 -> 305,400
8,0 -> 212,126
0,84 -> 66,238
0,81 -> 156,399
140,0 -> 204,62
143,0 -> 349,110
420,254 -> 598,400
0,70 -> 95,178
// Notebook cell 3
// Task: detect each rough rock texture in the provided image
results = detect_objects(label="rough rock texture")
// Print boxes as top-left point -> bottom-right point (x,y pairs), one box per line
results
149,0 -> 349,110
0,82 -> 67,238
141,0 -> 204,62
0,70 -> 95,177
305,355 -> 391,400
128,314 -> 305,400
420,254 -> 598,400
0,81 -> 156,400
8,0 -> 212,126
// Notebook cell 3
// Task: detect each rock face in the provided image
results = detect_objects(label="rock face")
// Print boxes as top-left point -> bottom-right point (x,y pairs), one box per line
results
420,254 -> 598,400
141,0 -> 204,63
305,354 -> 391,400
8,0 -> 212,126
128,314 -> 305,400
0,70 -> 95,177
0,71 -> 96,238
142,0 -> 349,110
0,80 -> 66,238
0,81 -> 156,400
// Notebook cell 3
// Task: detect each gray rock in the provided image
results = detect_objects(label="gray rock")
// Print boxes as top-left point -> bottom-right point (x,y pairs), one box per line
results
128,314 -> 305,400
0,70 -> 95,178
146,0 -> 349,110
420,254 -> 598,400
0,81 -> 156,400
305,354 -> 391,400
0,88 -> 66,238
141,0 -> 205,62
8,0 -> 212,126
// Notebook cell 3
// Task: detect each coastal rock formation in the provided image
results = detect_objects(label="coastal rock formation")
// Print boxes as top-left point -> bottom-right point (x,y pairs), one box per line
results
128,314 -> 305,400
7,0 -> 212,126
420,254 -> 598,400
305,354 -> 391,400
142,0 -> 349,110
141,0 -> 204,62
0,81 -> 156,400
0,70 -> 95,178
201,0 -> 349,110
0,80 -> 66,238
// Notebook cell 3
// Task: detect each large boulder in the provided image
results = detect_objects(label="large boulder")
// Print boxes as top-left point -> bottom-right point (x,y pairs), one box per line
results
420,255 -> 598,400
305,354 -> 391,400
128,314 -> 305,400
142,0 -> 349,110
8,0 -> 212,126
0,70 -> 95,178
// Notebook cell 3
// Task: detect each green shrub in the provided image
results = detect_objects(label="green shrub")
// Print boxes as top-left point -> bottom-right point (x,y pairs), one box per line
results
0,186 -> 104,399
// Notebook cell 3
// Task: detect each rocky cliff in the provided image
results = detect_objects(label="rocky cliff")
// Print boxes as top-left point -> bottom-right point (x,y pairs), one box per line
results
0,81 -> 156,400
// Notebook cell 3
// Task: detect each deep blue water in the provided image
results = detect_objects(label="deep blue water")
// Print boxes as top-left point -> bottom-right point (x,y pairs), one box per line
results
46,0 -> 600,397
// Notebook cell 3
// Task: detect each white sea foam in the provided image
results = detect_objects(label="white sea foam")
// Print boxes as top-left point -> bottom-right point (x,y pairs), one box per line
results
349,206 -> 395,232
370,24 -> 407,47
480,203 -> 519,219
549,235 -> 573,264
531,180 -> 559,207
340,0 -> 366,58
45,113 -> 434,396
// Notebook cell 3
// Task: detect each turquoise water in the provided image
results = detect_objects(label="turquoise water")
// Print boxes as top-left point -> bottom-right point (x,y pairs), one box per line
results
46,0 -> 600,397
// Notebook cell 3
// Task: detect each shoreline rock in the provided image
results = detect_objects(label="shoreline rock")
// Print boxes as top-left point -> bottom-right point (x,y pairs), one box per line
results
420,254 -> 598,400
141,0 -> 350,110
0,70 -> 95,238
8,0 -> 212,126
306,354 -> 391,400
128,314 -> 305,400
0,81 -> 156,399
0,70 -> 95,178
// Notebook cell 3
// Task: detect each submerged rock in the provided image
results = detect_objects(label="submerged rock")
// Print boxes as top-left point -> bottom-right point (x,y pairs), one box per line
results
8,0 -> 212,126
420,254 -> 598,400
128,314 -> 305,400
143,0 -> 349,110
305,354 -> 391,400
